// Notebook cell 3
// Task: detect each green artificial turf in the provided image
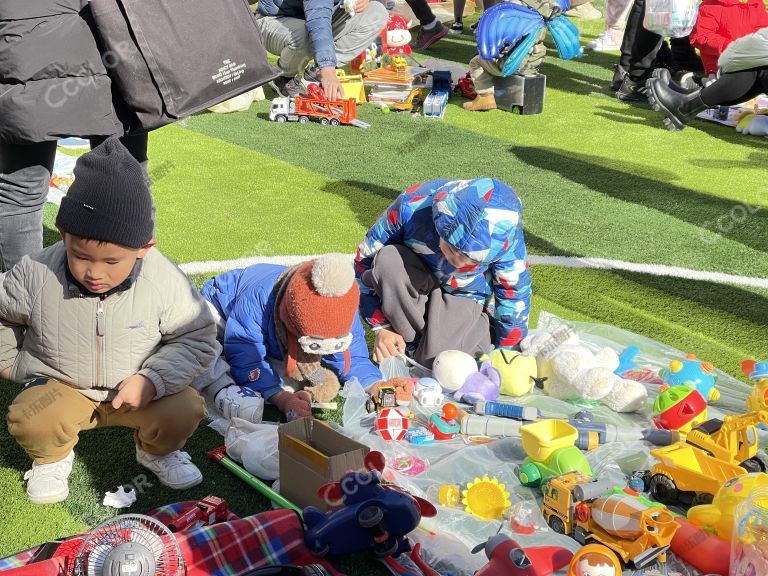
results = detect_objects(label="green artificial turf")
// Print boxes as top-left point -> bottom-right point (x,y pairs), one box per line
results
2,4 -> 768,570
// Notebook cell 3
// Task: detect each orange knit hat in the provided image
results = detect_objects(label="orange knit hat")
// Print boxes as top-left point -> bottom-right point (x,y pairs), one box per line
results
279,255 -> 360,378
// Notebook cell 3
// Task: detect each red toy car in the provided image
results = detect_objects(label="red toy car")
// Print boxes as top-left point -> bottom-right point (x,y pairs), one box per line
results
454,73 -> 477,100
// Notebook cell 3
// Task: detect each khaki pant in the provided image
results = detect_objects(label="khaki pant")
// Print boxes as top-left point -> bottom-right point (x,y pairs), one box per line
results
7,380 -> 207,464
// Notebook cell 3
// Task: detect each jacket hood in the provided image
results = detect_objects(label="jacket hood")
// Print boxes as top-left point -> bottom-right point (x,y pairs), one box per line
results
432,178 -> 522,264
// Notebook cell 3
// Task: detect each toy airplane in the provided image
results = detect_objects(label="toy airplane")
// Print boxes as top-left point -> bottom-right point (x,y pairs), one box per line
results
304,451 -> 437,558
472,533 -> 573,576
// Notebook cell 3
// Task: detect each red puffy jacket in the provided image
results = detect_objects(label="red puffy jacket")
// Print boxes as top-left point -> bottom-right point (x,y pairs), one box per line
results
690,0 -> 768,73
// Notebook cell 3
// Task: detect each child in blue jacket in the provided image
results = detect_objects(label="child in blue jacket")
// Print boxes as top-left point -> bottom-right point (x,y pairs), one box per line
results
195,255 -> 382,421
356,178 -> 532,367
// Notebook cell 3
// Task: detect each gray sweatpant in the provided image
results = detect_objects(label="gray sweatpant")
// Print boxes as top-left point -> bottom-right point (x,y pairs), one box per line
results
255,3 -> 389,76
363,245 -> 493,368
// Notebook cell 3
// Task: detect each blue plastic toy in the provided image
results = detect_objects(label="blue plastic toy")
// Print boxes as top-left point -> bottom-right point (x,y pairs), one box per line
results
405,426 -> 435,445
660,354 -> 720,402
615,345 -> 640,376
477,1 -> 583,78
304,452 -> 437,558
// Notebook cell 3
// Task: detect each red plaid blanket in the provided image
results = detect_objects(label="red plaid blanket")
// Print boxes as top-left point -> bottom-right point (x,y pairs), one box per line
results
0,501 -> 345,576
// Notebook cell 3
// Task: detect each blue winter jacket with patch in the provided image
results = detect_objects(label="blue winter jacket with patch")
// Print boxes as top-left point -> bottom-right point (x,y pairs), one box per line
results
202,264 -> 382,399
257,0 -> 342,70
355,178 -> 532,348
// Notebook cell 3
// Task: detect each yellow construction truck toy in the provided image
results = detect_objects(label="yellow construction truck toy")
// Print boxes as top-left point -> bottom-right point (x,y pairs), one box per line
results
541,472 -> 679,570
645,410 -> 768,507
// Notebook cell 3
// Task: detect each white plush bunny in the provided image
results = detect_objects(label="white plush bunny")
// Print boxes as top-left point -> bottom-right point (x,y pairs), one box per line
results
521,327 -> 647,413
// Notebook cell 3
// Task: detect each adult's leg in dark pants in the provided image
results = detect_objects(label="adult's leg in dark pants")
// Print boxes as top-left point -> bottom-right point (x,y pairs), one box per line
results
616,0 -> 666,81
90,133 -> 149,188
404,0 -> 437,26
701,68 -> 768,107
0,141 -> 57,270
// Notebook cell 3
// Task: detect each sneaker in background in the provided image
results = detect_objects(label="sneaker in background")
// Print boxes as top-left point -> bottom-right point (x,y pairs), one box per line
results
450,21 -> 464,34
270,75 -> 305,98
588,27 -> 624,52
616,76 -> 648,102
411,21 -> 449,50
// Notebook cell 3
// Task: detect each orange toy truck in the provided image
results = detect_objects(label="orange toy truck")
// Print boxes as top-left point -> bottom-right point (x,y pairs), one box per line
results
542,472 -> 678,570
269,84 -> 369,128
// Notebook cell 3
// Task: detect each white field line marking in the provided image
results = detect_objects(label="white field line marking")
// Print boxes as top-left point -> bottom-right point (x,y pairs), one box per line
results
178,254 -> 768,290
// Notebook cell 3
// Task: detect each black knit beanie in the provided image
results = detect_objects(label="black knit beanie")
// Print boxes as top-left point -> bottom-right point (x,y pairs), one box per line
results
56,137 -> 154,249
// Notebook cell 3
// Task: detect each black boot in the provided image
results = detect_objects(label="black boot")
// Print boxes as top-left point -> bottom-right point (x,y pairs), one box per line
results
652,68 -> 700,94
646,77 -> 709,131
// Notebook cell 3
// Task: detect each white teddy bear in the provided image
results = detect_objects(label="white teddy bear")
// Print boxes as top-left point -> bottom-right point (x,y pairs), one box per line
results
521,326 -> 648,413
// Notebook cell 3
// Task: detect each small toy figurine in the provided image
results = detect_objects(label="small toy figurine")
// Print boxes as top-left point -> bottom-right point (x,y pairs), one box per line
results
744,360 -> 768,412
567,544 -> 620,576
382,14 -> 413,56
366,385 -> 398,413
660,354 -> 720,402
428,403 -> 461,440
473,533 -> 573,576
414,378 -> 444,407
367,378 -> 414,413
305,451 -> 437,558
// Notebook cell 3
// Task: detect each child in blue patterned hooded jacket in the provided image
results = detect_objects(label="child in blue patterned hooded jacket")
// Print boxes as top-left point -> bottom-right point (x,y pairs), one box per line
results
355,178 -> 532,368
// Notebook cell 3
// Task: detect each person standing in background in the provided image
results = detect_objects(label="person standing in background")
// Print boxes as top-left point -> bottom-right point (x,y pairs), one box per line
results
0,0 -> 151,271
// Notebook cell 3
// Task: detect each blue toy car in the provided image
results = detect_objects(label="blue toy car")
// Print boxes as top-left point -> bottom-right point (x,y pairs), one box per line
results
405,426 -> 435,445
303,452 -> 437,558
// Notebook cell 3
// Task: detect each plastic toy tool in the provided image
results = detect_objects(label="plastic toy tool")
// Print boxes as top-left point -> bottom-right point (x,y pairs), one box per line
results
472,533 -> 573,576
476,400 -> 538,421
304,451 -> 437,558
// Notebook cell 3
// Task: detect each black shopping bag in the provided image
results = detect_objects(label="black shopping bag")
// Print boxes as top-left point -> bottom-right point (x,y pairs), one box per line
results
89,0 -> 281,133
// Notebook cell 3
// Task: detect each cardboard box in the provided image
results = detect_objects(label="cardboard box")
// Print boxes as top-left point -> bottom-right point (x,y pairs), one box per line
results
278,417 -> 369,510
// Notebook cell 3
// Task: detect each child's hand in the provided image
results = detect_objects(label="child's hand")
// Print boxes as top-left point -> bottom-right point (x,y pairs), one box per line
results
0,367 -> 11,380
270,390 -> 312,420
112,374 -> 157,410
373,328 -> 406,363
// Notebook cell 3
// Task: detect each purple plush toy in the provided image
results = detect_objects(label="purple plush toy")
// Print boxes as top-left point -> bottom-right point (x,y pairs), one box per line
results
454,361 -> 501,403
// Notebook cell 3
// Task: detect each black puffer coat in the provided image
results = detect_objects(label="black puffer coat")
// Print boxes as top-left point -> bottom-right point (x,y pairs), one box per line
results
0,1 -> 124,144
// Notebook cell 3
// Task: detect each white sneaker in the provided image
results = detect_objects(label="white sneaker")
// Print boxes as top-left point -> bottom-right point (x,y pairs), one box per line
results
566,3 -> 602,19
136,448 -> 202,490
24,451 -> 74,504
214,385 -> 264,423
588,28 -> 624,51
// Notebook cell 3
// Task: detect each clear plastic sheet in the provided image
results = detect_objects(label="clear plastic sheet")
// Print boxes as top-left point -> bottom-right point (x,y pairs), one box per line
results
338,313 -> 757,575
